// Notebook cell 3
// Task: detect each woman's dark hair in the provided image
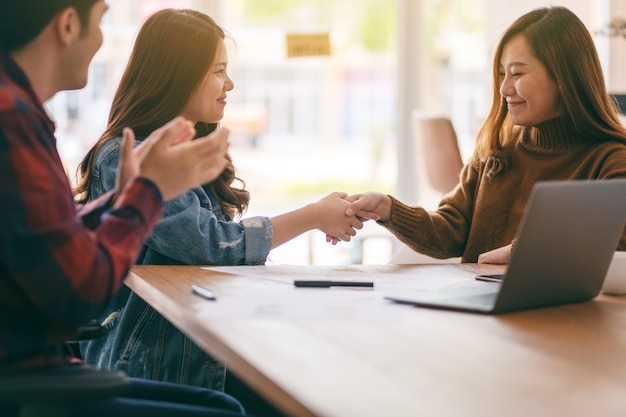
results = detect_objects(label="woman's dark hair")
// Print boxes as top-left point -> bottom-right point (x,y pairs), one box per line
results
74,8 -> 249,218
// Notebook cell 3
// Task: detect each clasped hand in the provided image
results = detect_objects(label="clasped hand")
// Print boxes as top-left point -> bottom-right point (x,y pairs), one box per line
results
324,192 -> 388,245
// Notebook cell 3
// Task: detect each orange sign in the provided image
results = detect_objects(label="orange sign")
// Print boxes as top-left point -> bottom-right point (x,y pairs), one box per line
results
286,33 -> 331,58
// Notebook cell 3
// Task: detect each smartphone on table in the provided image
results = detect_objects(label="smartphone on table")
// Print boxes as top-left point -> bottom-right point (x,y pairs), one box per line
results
474,274 -> 505,283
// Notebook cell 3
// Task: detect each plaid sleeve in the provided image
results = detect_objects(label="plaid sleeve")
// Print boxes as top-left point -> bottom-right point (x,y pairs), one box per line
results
0,104 -> 162,329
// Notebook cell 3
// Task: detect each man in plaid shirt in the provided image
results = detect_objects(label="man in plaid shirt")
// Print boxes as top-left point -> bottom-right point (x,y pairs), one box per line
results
0,1 -> 252,416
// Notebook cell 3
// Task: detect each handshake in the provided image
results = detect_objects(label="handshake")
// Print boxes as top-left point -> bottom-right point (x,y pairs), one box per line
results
307,191 -> 393,246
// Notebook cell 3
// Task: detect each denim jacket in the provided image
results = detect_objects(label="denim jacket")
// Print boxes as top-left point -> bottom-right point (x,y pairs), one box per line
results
80,137 -> 272,390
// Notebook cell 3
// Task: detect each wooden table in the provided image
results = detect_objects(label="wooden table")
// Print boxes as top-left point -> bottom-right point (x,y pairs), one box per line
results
126,264 -> 626,417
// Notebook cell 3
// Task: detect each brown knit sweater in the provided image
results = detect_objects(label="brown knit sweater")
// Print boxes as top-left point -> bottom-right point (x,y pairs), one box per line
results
383,117 -> 626,262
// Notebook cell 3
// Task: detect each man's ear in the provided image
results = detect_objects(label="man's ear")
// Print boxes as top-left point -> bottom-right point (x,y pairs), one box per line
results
54,8 -> 81,46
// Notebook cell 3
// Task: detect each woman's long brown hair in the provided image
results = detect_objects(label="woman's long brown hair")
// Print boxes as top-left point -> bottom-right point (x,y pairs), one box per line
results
74,8 -> 249,218
474,6 -> 626,163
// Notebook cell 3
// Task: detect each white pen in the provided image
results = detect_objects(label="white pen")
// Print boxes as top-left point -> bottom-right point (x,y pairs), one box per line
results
191,284 -> 217,301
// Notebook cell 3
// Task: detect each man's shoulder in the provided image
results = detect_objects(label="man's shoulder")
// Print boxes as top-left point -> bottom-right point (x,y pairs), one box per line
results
0,83 -> 18,113
0,76 -> 33,116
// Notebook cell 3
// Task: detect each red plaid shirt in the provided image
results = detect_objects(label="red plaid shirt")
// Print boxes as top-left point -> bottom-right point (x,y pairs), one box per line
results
0,49 -> 162,372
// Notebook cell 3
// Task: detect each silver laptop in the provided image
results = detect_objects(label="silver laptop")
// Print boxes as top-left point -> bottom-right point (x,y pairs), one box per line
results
384,179 -> 626,314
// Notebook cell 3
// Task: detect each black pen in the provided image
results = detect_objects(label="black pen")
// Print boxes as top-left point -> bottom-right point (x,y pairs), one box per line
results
191,284 -> 217,300
294,280 -> 374,288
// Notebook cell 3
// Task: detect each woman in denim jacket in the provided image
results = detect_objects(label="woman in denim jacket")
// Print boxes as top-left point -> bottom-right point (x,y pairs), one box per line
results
74,8 -> 362,394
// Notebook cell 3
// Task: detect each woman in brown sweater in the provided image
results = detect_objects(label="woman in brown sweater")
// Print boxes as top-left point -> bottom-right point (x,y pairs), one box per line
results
342,6 -> 626,264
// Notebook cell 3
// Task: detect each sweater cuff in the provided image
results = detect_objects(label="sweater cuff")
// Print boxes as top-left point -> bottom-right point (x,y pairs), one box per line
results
378,195 -> 417,233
